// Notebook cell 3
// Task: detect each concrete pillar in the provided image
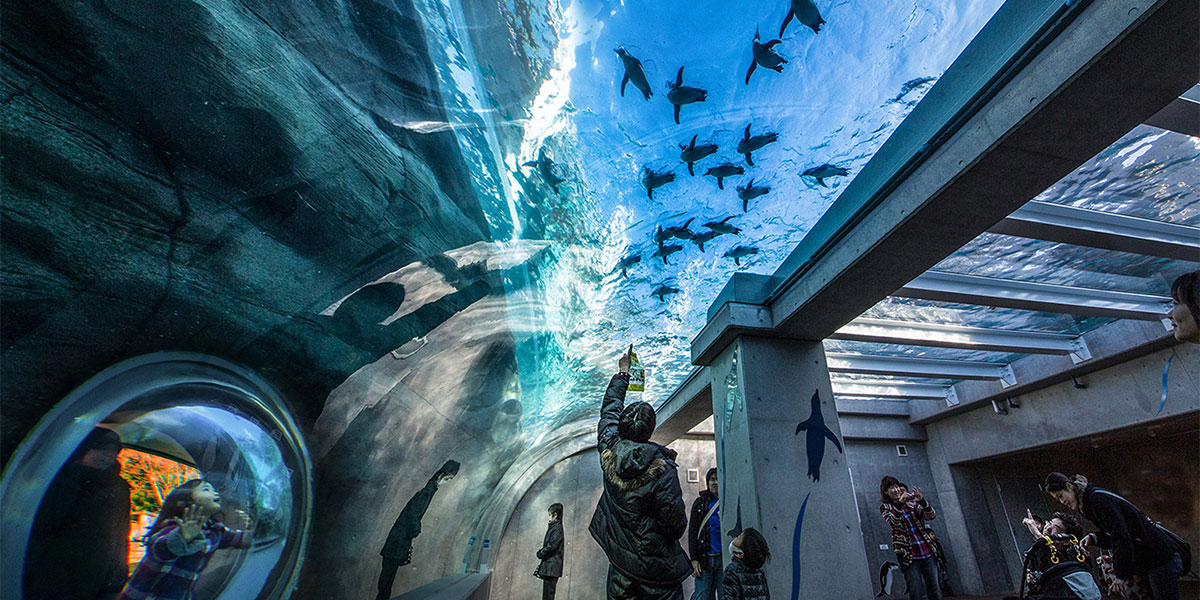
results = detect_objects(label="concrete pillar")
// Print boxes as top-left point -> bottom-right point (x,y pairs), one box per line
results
710,336 -> 872,599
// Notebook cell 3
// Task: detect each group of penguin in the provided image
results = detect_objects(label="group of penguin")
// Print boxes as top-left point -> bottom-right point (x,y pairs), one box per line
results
522,0 -> 848,304
631,0 -> 848,303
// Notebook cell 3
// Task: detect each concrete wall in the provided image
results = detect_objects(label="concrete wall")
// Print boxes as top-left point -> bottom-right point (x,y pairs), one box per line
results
923,344 -> 1200,595
492,344 -> 1199,599
490,436 -> 716,600
844,440 -> 962,595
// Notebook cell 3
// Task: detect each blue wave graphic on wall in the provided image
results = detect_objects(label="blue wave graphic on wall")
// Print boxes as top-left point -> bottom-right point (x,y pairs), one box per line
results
790,491 -> 811,600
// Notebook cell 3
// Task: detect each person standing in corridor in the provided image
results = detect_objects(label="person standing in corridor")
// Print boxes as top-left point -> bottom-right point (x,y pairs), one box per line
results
589,345 -> 691,599
688,468 -> 722,600
535,503 -> 565,600
879,476 -> 941,600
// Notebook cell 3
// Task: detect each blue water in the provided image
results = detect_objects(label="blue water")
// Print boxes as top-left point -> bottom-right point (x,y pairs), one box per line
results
404,0 -> 1099,433
404,0 -> 1200,429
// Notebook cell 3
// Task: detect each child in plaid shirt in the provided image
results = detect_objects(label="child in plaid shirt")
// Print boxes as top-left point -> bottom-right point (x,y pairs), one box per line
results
118,479 -> 251,600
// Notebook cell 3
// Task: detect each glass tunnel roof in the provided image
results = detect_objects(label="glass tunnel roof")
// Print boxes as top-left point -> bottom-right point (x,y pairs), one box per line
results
826,123 -> 1200,389
402,0 -> 1007,432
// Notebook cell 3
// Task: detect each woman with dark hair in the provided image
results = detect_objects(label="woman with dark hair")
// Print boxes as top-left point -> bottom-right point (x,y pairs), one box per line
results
535,502 -> 565,600
117,479 -> 250,600
722,527 -> 770,599
1043,473 -> 1190,600
1169,271 -> 1200,344
879,476 -> 941,600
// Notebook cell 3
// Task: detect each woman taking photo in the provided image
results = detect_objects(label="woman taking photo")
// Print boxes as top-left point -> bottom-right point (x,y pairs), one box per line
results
1043,473 -> 1189,600
879,476 -> 941,600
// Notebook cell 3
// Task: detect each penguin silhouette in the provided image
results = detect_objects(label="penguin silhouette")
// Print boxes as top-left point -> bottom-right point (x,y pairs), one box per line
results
616,48 -> 653,100
793,389 -> 842,481
726,497 -> 744,538
780,0 -> 826,37
667,66 -> 708,124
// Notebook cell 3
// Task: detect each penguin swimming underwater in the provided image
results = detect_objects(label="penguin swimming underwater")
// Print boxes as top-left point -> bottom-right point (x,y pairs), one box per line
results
667,66 -> 707,124
521,148 -> 566,193
615,48 -> 653,100
704,163 -> 745,190
691,230 -> 719,252
736,179 -> 771,212
614,254 -> 641,278
659,218 -> 695,243
654,225 -> 674,245
746,29 -> 787,84
679,135 -> 718,176
736,124 -> 779,166
704,216 -> 741,235
651,284 -> 681,302
780,0 -> 826,37
793,389 -> 843,481
801,163 -> 849,187
723,245 -> 758,266
642,167 -> 676,200
652,243 -> 684,265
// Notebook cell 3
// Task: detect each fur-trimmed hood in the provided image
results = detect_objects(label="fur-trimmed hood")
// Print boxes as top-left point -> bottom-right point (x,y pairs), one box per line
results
600,439 -> 672,492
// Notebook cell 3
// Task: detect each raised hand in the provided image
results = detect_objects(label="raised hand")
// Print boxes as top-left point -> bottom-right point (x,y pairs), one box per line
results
912,487 -> 924,503
172,503 -> 205,541
619,344 -> 633,374
1022,509 -> 1041,536
229,509 -> 252,530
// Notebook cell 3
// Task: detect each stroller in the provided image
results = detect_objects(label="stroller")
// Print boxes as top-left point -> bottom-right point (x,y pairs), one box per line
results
1006,534 -> 1101,600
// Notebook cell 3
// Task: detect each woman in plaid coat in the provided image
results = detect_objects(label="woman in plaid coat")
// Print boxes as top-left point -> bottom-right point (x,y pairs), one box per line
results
879,476 -> 941,600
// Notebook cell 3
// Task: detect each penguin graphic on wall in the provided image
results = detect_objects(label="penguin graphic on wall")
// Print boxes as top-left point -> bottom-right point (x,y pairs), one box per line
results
794,389 -> 842,481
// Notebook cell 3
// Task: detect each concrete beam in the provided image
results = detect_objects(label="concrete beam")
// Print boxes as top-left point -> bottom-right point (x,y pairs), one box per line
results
896,271 -> 1172,321
840,415 -> 928,442
831,318 -> 1092,360
910,318 -> 1179,424
692,303 -> 774,366
1144,95 -> 1200,137
834,397 -> 912,417
989,200 -> 1200,261
651,367 -> 712,445
827,352 -> 1017,384
690,0 -> 1197,362
832,380 -> 955,402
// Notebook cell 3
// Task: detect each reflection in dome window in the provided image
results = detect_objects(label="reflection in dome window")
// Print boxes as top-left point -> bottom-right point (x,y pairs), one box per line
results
6,354 -> 311,600
26,405 -> 295,599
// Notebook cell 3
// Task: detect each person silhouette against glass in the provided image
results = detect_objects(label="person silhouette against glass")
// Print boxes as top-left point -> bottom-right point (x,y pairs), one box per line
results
25,428 -> 130,600
376,460 -> 460,600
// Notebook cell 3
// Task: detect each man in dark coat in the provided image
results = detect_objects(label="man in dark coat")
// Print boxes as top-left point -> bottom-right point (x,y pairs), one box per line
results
688,467 -> 722,600
535,502 -> 565,600
376,460 -> 460,600
589,346 -> 691,600
25,427 -> 130,600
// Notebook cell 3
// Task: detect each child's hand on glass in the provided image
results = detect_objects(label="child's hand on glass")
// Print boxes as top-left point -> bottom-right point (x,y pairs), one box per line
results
173,504 -> 205,541
229,509 -> 252,530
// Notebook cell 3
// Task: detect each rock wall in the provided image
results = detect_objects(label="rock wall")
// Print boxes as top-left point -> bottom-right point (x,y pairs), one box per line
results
0,0 -> 555,596
1,0 -> 491,450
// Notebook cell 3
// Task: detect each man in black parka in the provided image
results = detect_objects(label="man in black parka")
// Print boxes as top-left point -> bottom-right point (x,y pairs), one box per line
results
25,428 -> 130,600
589,346 -> 691,600
535,502 -> 565,600
376,460 -> 460,600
